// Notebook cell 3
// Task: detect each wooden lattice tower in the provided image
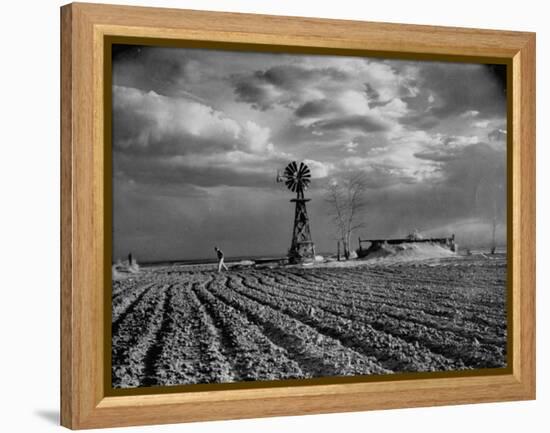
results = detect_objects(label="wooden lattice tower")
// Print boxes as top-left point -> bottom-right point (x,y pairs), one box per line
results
277,161 -> 316,263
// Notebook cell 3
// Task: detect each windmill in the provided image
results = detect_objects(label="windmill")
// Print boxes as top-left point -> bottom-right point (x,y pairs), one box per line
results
277,161 -> 316,263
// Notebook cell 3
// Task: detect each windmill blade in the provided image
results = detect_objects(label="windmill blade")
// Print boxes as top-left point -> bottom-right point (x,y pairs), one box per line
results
289,161 -> 298,174
285,167 -> 297,179
279,161 -> 313,193
286,178 -> 299,192
284,165 -> 293,177
298,163 -> 310,178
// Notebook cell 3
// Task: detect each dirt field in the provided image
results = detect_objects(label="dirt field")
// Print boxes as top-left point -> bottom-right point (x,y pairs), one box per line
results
111,254 -> 507,388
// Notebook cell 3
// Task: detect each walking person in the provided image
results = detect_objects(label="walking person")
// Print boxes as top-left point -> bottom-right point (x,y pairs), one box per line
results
214,246 -> 229,272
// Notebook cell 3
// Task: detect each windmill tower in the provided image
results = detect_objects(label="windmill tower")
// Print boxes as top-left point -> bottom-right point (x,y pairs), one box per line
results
277,161 -> 316,263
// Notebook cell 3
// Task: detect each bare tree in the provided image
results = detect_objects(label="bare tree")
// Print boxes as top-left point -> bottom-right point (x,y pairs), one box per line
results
324,172 -> 369,259
475,173 -> 505,254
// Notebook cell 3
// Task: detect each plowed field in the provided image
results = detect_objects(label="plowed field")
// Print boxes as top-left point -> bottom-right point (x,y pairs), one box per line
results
111,255 -> 507,388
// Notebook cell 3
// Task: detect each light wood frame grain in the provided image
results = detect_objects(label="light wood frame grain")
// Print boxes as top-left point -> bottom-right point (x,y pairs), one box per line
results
60,2 -> 535,429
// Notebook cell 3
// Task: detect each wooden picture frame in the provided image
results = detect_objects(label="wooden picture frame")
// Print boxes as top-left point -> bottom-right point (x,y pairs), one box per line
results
60,2 -> 535,429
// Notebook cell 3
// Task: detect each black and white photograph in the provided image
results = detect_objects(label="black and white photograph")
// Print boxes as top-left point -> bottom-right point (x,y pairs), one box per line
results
110,44 -> 508,389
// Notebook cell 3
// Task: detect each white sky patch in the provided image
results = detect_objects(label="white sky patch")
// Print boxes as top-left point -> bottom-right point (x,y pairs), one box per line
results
367,145 -> 389,156
473,120 -> 490,128
337,90 -> 369,115
461,110 -> 480,118
242,121 -> 274,154
303,159 -> 334,178
114,85 -> 243,145
340,156 -> 370,169
375,130 -> 446,180
444,135 -> 481,147
345,141 -> 358,153
371,98 -> 409,119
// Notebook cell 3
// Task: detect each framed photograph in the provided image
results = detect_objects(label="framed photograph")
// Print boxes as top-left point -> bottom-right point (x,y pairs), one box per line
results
60,2 -> 535,429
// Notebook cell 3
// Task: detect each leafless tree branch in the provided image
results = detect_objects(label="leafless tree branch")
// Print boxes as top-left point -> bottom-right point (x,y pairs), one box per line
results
324,172 -> 369,259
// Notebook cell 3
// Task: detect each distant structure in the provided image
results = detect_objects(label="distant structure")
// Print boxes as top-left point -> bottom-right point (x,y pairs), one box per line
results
357,234 -> 457,258
277,161 -> 315,263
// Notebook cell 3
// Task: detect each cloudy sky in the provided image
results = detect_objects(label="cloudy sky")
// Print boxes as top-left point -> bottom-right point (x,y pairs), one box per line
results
112,45 -> 507,262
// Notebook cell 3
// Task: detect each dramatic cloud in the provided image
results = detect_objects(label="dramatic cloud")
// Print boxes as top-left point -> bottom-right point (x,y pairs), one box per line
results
232,64 -> 348,110
309,115 -> 390,134
112,45 -> 507,261
399,62 -> 506,129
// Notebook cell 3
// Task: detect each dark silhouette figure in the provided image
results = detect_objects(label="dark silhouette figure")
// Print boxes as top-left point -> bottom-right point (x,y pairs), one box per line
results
214,246 -> 228,272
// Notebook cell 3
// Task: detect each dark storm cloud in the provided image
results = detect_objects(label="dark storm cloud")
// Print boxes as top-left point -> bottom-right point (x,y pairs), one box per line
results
442,143 -> 505,189
364,83 -> 380,102
232,64 -> 348,111
294,99 -> 336,118
337,142 -> 506,244
347,145 -> 506,243
253,64 -> 348,89
363,83 -> 391,108
256,65 -> 319,87
232,80 -> 275,110
413,142 -> 506,217
399,62 -> 507,131
113,45 -> 196,97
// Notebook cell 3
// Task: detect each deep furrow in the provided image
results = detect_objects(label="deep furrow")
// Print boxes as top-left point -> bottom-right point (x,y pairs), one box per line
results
142,282 -> 232,386
112,282 -> 156,328
208,274 -> 390,378
230,274 -> 459,372
187,280 -> 238,383
112,279 -> 153,301
305,265 -> 505,294
141,283 -> 213,386
350,265 -> 505,288
193,276 -> 305,381
252,272 -> 506,342
239,274 -> 506,369
270,270 -> 506,323
140,286 -> 173,386
111,284 -> 169,388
